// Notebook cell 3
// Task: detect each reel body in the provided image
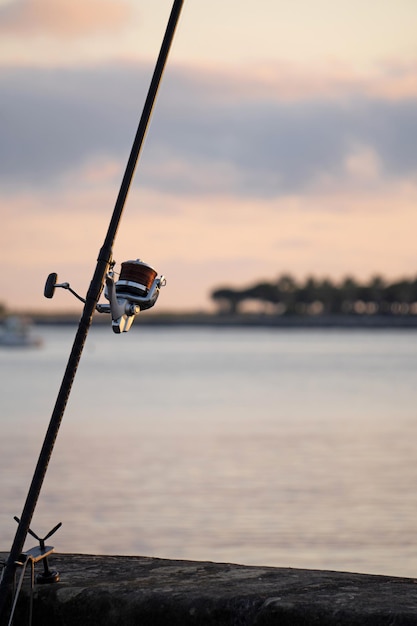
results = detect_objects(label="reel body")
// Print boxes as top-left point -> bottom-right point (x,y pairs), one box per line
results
98,260 -> 166,333
44,259 -> 165,333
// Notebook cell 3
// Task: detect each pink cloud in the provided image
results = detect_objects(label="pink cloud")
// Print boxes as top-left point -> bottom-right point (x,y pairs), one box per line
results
0,0 -> 132,38
189,59 -> 417,102
2,179 -> 417,313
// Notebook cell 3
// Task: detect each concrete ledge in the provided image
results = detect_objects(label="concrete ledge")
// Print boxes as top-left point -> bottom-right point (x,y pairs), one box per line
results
4,553 -> 417,625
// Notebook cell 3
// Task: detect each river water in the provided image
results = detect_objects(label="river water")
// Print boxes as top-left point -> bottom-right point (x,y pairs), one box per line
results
1,324 -> 417,577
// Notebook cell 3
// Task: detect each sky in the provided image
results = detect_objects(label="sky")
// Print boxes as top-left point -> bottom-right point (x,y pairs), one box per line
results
1,0 -> 417,314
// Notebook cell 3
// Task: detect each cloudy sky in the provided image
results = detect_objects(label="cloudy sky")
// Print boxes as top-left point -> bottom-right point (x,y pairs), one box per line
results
1,0 -> 417,313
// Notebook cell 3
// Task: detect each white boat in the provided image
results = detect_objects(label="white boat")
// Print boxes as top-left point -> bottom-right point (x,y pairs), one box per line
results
0,316 -> 43,348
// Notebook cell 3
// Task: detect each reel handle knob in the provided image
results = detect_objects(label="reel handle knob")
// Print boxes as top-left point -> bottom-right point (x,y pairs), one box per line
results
44,273 -> 58,299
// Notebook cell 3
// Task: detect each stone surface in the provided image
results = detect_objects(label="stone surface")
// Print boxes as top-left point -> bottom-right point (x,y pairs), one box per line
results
3,553 -> 417,625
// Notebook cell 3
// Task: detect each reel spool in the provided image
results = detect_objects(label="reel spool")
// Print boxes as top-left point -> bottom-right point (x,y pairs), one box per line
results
115,260 -> 158,303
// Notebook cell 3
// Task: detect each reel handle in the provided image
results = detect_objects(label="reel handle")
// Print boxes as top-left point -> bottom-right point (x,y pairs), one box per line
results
43,273 -> 85,303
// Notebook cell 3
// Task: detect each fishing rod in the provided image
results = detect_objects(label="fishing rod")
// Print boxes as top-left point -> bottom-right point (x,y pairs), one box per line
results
0,0 -> 184,619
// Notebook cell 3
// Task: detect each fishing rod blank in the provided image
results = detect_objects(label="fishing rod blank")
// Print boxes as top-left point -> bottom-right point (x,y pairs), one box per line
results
0,0 -> 184,619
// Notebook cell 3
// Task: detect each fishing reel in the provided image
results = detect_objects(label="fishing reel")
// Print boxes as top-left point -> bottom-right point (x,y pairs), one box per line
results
98,259 -> 166,333
44,259 -> 166,333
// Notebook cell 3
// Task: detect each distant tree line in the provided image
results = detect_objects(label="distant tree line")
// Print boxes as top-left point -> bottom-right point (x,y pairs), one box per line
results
211,275 -> 417,316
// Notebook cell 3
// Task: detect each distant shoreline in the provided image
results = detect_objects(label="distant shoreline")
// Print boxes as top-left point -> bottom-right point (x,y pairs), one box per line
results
13,312 -> 417,329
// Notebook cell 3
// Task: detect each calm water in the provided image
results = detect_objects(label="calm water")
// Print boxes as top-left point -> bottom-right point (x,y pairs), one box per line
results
1,324 -> 417,577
